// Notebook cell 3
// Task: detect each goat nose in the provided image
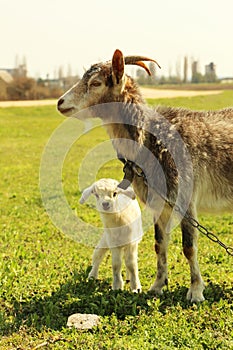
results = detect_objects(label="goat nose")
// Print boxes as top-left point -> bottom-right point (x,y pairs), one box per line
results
57,98 -> 64,109
102,202 -> 110,210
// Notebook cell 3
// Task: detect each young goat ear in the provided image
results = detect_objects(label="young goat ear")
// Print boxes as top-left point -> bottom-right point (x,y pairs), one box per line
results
79,184 -> 94,204
118,187 -> 136,200
112,49 -> 125,84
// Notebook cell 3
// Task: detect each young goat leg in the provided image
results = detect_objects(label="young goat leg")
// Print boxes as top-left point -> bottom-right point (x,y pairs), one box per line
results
124,242 -> 142,293
111,247 -> 124,290
88,247 -> 108,279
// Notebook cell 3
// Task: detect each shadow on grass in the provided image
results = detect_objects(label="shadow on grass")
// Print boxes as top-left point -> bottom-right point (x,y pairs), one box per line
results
2,268 -> 233,334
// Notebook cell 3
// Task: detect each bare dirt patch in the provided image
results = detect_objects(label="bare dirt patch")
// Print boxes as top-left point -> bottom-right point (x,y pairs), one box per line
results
140,88 -> 222,99
0,99 -> 56,108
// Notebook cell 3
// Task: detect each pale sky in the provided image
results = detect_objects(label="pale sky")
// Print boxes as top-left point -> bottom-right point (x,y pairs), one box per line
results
1,0 -> 233,79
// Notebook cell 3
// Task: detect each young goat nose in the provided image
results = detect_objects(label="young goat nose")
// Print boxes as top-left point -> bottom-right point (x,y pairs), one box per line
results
102,202 -> 110,210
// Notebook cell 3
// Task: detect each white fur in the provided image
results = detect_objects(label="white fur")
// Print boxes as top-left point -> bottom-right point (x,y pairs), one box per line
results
80,178 -> 142,292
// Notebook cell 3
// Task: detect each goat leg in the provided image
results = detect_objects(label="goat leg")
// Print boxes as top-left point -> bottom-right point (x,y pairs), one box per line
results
149,217 -> 170,295
181,208 -> 205,302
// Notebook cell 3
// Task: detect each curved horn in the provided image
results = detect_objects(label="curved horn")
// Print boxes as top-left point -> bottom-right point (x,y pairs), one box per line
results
128,61 -> 152,76
124,56 -> 161,76
125,56 -> 161,68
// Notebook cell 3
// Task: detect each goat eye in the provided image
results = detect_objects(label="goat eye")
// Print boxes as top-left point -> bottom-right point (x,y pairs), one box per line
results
90,80 -> 102,88
113,192 -> 117,198
95,193 -> 99,199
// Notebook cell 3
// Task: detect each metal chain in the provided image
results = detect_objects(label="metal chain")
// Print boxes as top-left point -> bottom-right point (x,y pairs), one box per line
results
120,160 -> 233,257
173,204 -> 233,257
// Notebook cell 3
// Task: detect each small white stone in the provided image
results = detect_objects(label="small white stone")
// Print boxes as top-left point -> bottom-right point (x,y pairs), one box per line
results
67,313 -> 100,330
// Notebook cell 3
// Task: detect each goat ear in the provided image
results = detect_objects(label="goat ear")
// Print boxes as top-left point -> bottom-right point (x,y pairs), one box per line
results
118,187 -> 136,200
112,49 -> 125,84
79,185 -> 94,204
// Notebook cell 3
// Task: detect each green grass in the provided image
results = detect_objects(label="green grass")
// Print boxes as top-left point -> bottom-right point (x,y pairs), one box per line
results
147,89 -> 233,110
0,92 -> 233,349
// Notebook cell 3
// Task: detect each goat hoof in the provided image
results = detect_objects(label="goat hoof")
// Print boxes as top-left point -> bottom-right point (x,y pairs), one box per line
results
149,290 -> 163,296
88,275 -> 97,280
186,289 -> 205,303
148,286 -> 163,295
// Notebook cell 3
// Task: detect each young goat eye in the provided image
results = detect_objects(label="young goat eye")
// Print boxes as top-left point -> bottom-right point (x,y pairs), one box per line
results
95,193 -> 99,199
113,192 -> 117,198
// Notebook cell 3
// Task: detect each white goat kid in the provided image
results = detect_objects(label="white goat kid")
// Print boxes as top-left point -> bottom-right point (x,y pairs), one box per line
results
80,178 -> 142,293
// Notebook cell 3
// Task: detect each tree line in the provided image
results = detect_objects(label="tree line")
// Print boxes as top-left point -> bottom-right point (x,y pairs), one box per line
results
0,56 -> 220,101
136,58 -> 217,85
0,56 -> 78,101
0,76 -> 64,101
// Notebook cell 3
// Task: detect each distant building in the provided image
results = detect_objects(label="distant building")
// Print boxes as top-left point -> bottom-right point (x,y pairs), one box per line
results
13,63 -> 27,78
0,70 -> 14,83
205,62 -> 216,82
205,62 -> 216,75
38,75 -> 80,91
220,77 -> 233,84
0,70 -> 14,100
0,63 -> 27,79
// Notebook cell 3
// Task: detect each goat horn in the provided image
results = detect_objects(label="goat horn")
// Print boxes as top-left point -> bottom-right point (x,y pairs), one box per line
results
125,56 -> 161,69
127,61 -> 152,76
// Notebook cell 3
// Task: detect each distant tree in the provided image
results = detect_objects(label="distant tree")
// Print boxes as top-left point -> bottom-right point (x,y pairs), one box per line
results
191,72 -> 204,83
58,66 -> 64,79
175,58 -> 182,82
34,84 -> 51,99
168,64 -> 173,80
136,62 -> 158,86
7,77 -> 36,100
0,79 -> 8,100
167,75 -> 182,84
67,64 -> 72,77
183,56 -> 188,83
148,62 -> 157,85
158,75 -> 167,85
136,68 -> 147,85
191,60 -> 204,83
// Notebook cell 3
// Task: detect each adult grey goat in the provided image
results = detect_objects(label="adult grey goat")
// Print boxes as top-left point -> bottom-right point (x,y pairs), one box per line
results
57,49 -> 233,302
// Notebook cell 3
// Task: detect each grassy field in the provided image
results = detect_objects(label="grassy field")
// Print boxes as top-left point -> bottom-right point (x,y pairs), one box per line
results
0,91 -> 232,349
144,83 -> 233,91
